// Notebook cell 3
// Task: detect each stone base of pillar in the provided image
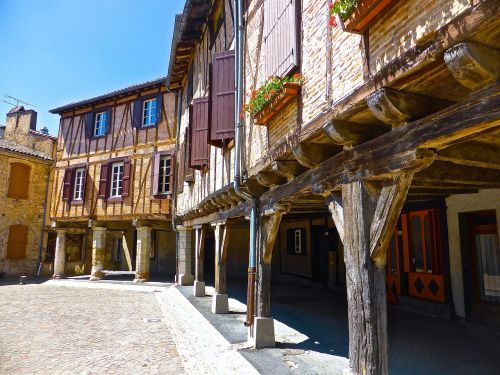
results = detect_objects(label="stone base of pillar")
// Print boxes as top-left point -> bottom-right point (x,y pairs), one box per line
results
133,277 -> 147,283
52,274 -> 65,279
250,317 -> 275,349
179,273 -> 194,286
343,369 -> 355,375
193,281 -> 205,297
211,293 -> 229,314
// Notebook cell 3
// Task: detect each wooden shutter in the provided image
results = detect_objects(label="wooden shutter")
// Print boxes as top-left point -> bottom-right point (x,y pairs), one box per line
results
189,97 -> 209,169
132,99 -> 142,128
151,153 -> 161,197
168,153 -> 175,194
98,163 -> 109,199
184,131 -> 195,183
80,165 -> 88,201
105,108 -> 113,135
264,0 -> 299,78
177,140 -> 185,193
122,159 -> 131,197
7,162 -> 30,199
84,112 -> 94,138
155,93 -> 163,125
6,224 -> 28,260
210,50 -> 235,147
62,168 -> 73,201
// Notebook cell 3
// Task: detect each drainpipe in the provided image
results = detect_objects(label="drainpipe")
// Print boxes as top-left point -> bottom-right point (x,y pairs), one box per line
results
233,0 -> 257,328
37,163 -> 53,277
171,89 -> 183,282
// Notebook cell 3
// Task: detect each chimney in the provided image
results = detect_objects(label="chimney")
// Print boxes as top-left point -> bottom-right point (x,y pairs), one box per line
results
4,106 -> 38,143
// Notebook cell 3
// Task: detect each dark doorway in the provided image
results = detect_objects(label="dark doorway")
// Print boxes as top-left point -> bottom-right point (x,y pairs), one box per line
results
204,230 -> 215,285
311,225 -> 336,284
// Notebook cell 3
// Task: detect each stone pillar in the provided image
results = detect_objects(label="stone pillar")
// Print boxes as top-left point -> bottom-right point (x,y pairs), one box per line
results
134,226 -> 151,282
251,204 -> 289,349
193,225 -> 206,297
177,226 -> 194,286
90,227 -> 107,281
212,222 -> 229,314
53,229 -> 66,279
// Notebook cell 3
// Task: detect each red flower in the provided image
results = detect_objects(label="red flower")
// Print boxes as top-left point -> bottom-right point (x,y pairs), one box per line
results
293,73 -> 302,80
270,89 -> 276,96
251,89 -> 256,99
329,16 -> 337,27
328,2 -> 334,9
240,109 -> 245,120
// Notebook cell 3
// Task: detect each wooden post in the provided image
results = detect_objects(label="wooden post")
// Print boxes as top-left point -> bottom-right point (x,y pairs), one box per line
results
252,203 -> 290,348
328,173 -> 413,375
212,222 -> 230,313
134,226 -> 151,282
193,225 -> 206,297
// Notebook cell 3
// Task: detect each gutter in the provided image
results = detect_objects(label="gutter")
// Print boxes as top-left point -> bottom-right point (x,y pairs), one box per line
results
232,0 -> 258,328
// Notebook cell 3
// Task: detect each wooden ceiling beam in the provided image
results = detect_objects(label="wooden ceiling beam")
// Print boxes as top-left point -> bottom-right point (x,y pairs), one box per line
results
293,143 -> 340,168
437,140 -> 500,170
444,42 -> 500,91
256,171 -> 287,188
271,160 -> 307,180
414,161 -> 500,186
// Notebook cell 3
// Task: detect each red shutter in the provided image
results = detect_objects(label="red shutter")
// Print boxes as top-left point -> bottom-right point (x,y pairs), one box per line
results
189,97 -> 209,170
151,153 -> 161,197
209,50 -> 235,147
98,163 -> 109,199
62,168 -> 73,201
122,159 -> 131,197
264,0 -> 299,78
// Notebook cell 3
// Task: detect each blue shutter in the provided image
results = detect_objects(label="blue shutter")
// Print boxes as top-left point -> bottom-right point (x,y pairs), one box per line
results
105,108 -> 112,135
132,99 -> 142,128
85,112 -> 94,138
155,93 -> 163,125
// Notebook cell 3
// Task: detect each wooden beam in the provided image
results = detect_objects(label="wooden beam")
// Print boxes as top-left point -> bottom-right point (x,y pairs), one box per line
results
326,193 -> 344,244
437,141 -> 500,170
366,87 -> 451,127
323,120 -> 388,146
444,42 -> 500,91
414,161 -> 500,186
271,160 -> 307,180
243,178 -> 268,197
409,187 -> 478,195
256,171 -> 287,187
293,143 -> 339,168
258,84 -> 500,212
213,222 -> 230,295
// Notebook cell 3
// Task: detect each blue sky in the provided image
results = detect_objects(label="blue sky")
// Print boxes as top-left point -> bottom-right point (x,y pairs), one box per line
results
0,0 -> 184,135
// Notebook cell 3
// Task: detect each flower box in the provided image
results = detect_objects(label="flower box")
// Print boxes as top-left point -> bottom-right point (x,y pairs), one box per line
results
340,0 -> 394,34
253,82 -> 300,125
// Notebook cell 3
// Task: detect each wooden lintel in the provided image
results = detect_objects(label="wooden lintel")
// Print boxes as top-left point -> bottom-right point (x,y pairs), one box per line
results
323,120 -> 387,147
293,143 -> 339,168
271,160 -> 307,180
409,187 -> 478,195
437,141 -> 500,170
366,87 -> 451,127
414,161 -> 500,186
444,42 -> 500,91
256,171 -> 287,187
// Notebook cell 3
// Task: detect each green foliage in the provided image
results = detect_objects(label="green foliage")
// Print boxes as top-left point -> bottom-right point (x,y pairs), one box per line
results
329,0 -> 358,22
243,73 -> 303,117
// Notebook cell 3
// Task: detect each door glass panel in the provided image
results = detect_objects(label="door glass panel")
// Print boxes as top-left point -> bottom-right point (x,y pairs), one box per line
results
409,215 -> 424,272
475,233 -> 500,303
424,214 -> 432,273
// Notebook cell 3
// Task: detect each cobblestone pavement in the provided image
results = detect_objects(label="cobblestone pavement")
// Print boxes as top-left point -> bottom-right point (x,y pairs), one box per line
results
0,284 -> 185,375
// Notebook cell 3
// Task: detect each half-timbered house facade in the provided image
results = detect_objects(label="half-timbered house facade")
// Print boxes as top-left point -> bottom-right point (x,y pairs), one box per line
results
168,0 -> 500,374
49,78 -> 178,282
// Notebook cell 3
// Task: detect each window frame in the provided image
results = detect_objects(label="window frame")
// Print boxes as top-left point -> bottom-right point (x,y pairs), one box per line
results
72,167 -> 86,201
142,98 -> 157,127
93,111 -> 107,137
110,162 -> 125,198
286,227 -> 307,256
158,155 -> 172,195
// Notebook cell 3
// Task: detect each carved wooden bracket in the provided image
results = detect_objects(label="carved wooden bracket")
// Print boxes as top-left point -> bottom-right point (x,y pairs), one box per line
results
444,42 -> 500,91
271,160 -> 307,180
256,171 -> 287,187
323,120 -> 387,147
366,87 -> 451,127
293,143 -> 339,168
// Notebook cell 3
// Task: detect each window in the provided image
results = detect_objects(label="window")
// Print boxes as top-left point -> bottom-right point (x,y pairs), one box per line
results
142,98 -> 157,127
286,228 -> 306,255
6,224 -> 28,259
7,162 -> 30,199
112,238 -> 122,262
110,162 -> 124,197
158,156 -> 171,194
73,168 -> 85,200
94,111 -> 107,137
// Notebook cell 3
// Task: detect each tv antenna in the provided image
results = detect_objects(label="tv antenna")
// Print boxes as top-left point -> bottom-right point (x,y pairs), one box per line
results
2,95 -> 37,108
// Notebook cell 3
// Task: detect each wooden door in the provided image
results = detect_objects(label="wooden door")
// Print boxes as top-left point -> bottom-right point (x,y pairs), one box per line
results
386,228 -> 401,304
402,209 -> 445,302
